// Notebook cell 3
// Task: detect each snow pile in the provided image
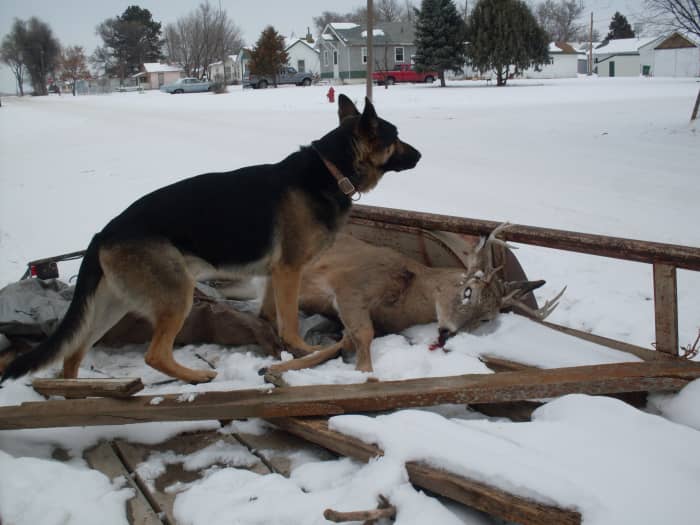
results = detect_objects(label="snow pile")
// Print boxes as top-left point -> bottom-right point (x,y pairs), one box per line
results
330,394 -> 700,525
173,457 -> 465,525
0,451 -> 133,525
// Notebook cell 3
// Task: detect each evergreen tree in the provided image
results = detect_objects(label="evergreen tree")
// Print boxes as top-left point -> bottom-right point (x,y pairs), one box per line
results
605,12 -> 635,41
96,5 -> 163,82
249,26 -> 289,87
466,0 -> 550,86
20,17 -> 61,96
413,0 -> 467,87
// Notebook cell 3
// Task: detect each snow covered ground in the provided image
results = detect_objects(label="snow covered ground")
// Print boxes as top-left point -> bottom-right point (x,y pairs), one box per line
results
1,77 -> 699,524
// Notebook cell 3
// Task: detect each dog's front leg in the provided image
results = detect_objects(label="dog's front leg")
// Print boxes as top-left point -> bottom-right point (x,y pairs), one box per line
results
271,264 -> 317,356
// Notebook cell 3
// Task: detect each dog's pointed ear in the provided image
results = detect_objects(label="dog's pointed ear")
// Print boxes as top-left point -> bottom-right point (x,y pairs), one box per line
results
359,96 -> 379,134
338,94 -> 360,123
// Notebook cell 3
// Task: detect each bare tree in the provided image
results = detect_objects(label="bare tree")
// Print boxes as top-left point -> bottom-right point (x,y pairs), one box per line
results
377,0 -> 404,21
61,45 -> 89,96
1,19 -> 27,95
164,1 -> 243,79
535,0 -> 587,41
643,0 -> 700,40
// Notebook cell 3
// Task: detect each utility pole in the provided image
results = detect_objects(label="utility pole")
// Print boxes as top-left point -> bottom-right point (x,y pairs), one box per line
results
366,0 -> 374,102
588,12 -> 593,75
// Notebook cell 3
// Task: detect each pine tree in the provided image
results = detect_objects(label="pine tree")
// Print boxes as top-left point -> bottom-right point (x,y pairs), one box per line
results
605,12 -> 635,41
97,5 -> 163,81
413,0 -> 467,87
466,0 -> 550,86
249,26 -> 289,87
20,17 -> 61,96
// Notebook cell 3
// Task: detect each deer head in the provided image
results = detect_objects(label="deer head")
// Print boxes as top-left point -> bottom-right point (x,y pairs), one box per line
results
432,223 -> 566,348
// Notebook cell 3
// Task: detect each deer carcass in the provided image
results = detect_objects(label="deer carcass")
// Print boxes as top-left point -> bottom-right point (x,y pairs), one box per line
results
262,224 -> 564,375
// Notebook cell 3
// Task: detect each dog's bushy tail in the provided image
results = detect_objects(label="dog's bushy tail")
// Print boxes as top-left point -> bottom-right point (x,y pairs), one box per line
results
1,234 -> 104,383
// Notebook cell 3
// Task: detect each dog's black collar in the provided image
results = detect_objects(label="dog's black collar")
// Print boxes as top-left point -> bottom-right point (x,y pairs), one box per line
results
310,145 -> 357,198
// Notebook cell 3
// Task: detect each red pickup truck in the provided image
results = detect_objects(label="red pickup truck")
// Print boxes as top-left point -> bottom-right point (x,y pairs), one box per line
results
372,64 -> 438,85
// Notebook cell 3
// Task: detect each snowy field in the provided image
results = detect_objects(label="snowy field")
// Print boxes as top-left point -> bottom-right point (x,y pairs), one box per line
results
1,77 -> 700,524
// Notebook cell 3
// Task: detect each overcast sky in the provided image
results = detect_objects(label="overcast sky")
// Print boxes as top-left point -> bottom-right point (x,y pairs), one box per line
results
0,0 -> 649,94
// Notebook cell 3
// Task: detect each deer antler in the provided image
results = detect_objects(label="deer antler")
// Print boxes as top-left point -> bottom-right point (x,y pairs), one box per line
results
467,222 -> 516,275
502,286 -> 567,321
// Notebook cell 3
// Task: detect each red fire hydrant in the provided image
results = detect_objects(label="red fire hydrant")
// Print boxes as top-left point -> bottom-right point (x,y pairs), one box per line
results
326,86 -> 335,103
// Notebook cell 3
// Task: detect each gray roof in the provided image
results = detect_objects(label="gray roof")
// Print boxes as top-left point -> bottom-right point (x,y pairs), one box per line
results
325,22 -> 417,46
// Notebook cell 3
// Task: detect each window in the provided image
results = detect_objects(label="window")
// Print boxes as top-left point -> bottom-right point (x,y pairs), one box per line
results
298,60 -> 305,72
362,47 -> 367,64
394,47 -> 404,63
324,50 -> 329,66
333,51 -> 338,66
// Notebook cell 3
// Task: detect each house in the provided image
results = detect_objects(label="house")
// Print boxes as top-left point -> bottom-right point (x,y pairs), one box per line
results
208,50 -> 252,84
650,32 -> 700,77
133,63 -> 183,90
523,42 -> 582,79
319,22 -> 418,82
593,37 -> 663,77
209,55 -> 236,84
286,37 -> 320,75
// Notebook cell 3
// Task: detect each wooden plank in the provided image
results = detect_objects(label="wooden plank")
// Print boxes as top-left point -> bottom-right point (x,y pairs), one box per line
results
113,431 -> 270,525
32,378 -> 144,398
84,442 -> 162,525
1,361 -> 698,430
653,263 -> 679,355
540,321 -> 677,362
350,205 -> 700,271
271,417 -> 581,525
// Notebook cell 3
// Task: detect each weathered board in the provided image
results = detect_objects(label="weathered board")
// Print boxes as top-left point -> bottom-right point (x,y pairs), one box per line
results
1,361 -> 698,430
32,377 -> 144,398
271,417 -> 582,525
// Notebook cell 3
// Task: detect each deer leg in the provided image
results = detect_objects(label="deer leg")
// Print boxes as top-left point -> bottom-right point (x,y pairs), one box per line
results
336,301 -> 376,372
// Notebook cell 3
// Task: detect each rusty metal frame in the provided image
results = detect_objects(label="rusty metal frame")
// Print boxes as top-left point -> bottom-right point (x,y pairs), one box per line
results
350,204 -> 700,356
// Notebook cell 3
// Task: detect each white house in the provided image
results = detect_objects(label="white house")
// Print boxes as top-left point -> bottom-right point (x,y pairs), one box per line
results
651,32 -> 700,77
208,50 -> 252,84
523,42 -> 582,79
133,63 -> 183,89
593,37 -> 663,77
286,38 -> 320,75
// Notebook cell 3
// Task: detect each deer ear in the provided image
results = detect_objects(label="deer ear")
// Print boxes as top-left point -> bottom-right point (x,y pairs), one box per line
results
338,94 -> 360,123
504,280 -> 545,297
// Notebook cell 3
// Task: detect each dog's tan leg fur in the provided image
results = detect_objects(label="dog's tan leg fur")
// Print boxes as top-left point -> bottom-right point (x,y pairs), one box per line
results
100,240 -> 216,384
271,264 -> 318,356
62,346 -> 88,379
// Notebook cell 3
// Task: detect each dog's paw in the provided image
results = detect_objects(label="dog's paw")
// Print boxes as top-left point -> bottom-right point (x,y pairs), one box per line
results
187,369 -> 217,384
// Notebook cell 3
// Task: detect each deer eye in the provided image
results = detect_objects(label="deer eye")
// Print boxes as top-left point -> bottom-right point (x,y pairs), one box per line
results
462,287 -> 472,304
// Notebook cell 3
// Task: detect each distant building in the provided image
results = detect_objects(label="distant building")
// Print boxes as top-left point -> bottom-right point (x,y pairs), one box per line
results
286,37 -> 320,75
318,22 -> 417,82
523,42 -> 582,79
649,32 -> 700,77
133,63 -> 183,90
593,37 -> 663,77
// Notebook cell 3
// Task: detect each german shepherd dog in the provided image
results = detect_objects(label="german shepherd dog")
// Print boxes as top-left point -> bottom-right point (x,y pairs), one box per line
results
1,95 -> 421,384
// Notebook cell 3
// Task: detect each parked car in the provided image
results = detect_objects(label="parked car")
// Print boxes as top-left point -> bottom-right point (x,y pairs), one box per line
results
372,64 -> 438,85
243,67 -> 314,89
160,78 -> 212,94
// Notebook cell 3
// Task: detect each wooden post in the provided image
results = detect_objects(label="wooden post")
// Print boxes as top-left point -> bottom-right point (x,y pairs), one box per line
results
366,0 -> 374,102
588,12 -> 593,75
653,263 -> 679,355
691,87 -> 700,121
